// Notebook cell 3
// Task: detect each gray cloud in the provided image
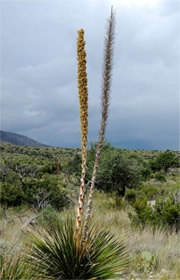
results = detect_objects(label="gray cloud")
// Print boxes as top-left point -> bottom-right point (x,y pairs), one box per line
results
1,0 -> 179,150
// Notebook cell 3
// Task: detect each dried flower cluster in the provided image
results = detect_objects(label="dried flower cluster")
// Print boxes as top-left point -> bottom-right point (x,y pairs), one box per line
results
76,8 -> 115,243
76,29 -> 88,231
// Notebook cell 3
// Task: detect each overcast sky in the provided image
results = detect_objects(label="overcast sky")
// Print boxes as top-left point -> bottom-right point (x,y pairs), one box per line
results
1,0 -> 179,150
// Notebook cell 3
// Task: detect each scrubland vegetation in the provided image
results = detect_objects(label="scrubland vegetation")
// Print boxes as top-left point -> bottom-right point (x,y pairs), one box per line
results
0,143 -> 180,279
1,8 -> 179,280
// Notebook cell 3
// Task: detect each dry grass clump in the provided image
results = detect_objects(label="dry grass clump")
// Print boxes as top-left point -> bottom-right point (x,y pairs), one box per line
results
89,192 -> 180,279
92,192 -> 131,232
129,227 -> 180,272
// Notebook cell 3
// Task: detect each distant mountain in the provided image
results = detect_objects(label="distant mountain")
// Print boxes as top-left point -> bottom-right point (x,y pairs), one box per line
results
0,130 -> 48,147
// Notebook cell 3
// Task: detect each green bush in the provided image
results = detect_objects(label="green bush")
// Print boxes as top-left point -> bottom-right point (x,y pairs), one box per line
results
86,142 -> 146,196
155,195 -> 180,231
66,154 -> 81,176
129,194 -> 180,231
125,188 -> 136,202
0,183 -> 25,206
129,199 -> 154,227
0,174 -> 67,210
149,151 -> 179,172
154,171 -> 166,182
24,174 -> 67,209
38,162 -> 61,176
139,184 -> 159,200
37,205 -> 60,230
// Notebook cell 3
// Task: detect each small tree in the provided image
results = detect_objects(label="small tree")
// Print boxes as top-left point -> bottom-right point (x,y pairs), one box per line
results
87,145 -> 145,196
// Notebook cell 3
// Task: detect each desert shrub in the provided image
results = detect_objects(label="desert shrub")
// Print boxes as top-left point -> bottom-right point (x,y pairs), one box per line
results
129,199 -> 154,227
37,205 -> 60,230
3,160 -> 39,177
0,174 -> 67,209
0,183 -> 25,206
129,195 -> 180,231
38,162 -> 61,176
66,153 -> 81,176
154,171 -> 166,182
23,174 -> 67,209
141,164 -> 152,179
139,184 -> 159,200
86,142 -> 146,196
155,195 -> 180,231
149,151 -> 179,173
125,188 -> 137,202
1,169 -> 19,184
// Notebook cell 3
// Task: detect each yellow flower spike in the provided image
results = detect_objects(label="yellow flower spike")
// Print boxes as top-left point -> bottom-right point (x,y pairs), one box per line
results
76,29 -> 88,233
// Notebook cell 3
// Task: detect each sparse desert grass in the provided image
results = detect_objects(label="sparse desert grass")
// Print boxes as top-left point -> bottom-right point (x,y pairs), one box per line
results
0,191 -> 179,279
129,227 -> 180,277
84,191 -> 180,279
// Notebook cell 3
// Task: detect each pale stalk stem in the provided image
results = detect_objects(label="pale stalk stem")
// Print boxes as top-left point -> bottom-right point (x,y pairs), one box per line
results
82,7 -> 115,244
76,156 -> 86,231
81,118 -> 105,242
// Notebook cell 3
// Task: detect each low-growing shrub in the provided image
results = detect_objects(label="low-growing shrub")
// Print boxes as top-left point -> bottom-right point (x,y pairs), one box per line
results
0,182 -> 25,206
140,184 -> 159,200
66,154 -> 81,176
149,151 -> 179,173
129,194 -> 180,231
0,174 -> 68,210
38,162 -> 61,176
154,171 -> 166,182
37,205 -> 60,230
125,188 -> 137,202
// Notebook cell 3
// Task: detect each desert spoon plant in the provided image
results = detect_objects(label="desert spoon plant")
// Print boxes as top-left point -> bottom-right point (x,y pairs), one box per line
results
22,8 -> 129,279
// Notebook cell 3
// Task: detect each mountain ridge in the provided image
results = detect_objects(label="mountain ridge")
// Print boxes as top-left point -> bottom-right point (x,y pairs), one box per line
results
0,130 -> 48,147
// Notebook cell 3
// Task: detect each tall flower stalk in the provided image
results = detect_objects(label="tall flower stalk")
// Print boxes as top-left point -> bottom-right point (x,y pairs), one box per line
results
17,9 -> 129,279
82,7 -> 115,243
76,29 -> 88,232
